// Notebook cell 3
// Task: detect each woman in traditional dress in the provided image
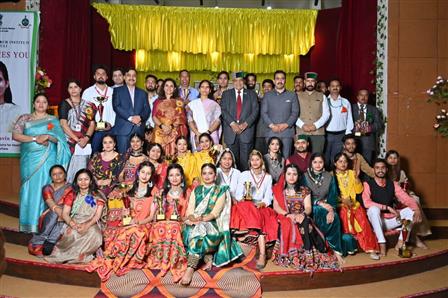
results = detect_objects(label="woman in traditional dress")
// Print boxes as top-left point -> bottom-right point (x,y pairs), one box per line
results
88,161 -> 156,280
59,79 -> 95,182
28,165 -> 75,257
216,148 -> 241,201
45,169 -> 105,264
263,137 -> 285,183
232,150 -> 278,269
272,164 -> 340,271
173,136 -> 197,187
152,78 -> 188,157
147,163 -> 189,282
12,93 -> 71,233
181,163 -> 243,285
193,133 -> 220,181
146,142 -> 168,189
88,134 -> 122,197
386,150 -> 431,248
119,133 -> 149,185
187,80 -> 221,151
333,153 -> 380,260
302,153 -> 357,258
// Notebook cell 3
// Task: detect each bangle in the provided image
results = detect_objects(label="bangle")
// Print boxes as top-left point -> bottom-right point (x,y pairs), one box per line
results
85,134 -> 91,139
51,205 -> 59,212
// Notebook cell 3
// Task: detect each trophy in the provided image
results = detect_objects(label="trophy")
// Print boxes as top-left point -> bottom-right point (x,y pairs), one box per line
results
170,198 -> 179,221
95,96 -> 107,131
155,193 -> 166,221
119,183 -> 132,226
243,181 -> 253,201
398,219 -> 412,258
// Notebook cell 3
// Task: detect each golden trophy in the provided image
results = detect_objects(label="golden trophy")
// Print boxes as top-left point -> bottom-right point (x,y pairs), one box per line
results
155,193 -> 166,221
95,96 -> 107,131
119,183 -> 132,226
243,181 -> 253,201
398,219 -> 412,258
170,198 -> 179,221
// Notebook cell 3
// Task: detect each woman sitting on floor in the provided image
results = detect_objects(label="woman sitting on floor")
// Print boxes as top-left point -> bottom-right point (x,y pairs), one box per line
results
232,150 -> 278,269
181,163 -> 243,286
118,133 -> 149,185
45,169 -> 105,264
216,148 -> 241,201
173,136 -> 197,187
146,142 -> 169,189
272,164 -> 340,271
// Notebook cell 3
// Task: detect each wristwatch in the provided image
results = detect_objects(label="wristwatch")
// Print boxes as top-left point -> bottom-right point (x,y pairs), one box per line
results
32,137 -> 37,142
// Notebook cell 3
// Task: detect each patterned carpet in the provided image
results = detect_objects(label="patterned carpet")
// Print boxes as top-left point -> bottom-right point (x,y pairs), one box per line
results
95,249 -> 261,298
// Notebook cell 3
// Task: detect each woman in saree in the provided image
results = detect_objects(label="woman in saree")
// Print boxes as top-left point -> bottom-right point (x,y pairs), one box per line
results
147,163 -> 189,282
146,142 -> 169,189
385,150 -> 431,248
187,80 -> 221,152
12,93 -> 71,233
272,164 -> 340,271
181,163 -> 243,286
152,78 -> 188,157
88,161 -> 156,281
28,165 -> 75,257
45,169 -> 105,264
333,153 -> 380,260
173,136 -> 197,187
302,153 -> 357,258
118,133 -> 149,185
87,134 -> 122,197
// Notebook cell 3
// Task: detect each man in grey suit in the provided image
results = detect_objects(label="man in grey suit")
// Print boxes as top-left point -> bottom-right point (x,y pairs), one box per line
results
352,89 -> 384,165
221,71 -> 259,170
262,70 -> 300,159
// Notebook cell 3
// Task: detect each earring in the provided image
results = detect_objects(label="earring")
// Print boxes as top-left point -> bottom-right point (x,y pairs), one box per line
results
148,181 -> 153,187
181,182 -> 185,188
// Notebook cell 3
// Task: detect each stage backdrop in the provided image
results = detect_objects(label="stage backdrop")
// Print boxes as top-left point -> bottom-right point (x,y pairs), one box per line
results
0,11 -> 39,157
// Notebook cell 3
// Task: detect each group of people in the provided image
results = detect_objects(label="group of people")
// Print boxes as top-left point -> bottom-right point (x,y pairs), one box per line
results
11,66 -> 431,286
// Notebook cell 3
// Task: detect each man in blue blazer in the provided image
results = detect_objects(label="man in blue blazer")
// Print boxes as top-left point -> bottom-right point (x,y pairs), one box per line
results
112,68 -> 150,153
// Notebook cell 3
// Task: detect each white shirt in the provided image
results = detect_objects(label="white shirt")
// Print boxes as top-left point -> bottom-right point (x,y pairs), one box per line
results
234,88 -> 244,104
82,84 -> 115,126
357,102 -> 367,120
146,93 -> 159,127
235,170 -> 273,206
296,93 -> 330,129
127,86 -> 135,107
326,95 -> 354,134
216,168 -> 241,199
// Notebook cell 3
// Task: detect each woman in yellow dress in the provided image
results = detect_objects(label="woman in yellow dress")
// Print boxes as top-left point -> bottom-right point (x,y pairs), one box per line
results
193,133 -> 221,182
173,136 -> 197,187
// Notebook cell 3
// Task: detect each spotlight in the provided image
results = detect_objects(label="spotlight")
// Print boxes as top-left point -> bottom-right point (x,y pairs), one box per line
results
267,6 -> 272,9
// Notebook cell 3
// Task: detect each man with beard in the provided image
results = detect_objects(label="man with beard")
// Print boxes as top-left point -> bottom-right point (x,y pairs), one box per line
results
362,159 -> 421,256
352,89 -> 383,165
342,134 -> 374,179
286,135 -> 311,174
213,71 -> 229,103
178,69 -> 199,104
111,68 -> 125,88
144,74 -> 158,128
325,79 -> 354,167
295,72 -> 329,154
262,70 -> 299,158
112,68 -> 150,153
82,65 -> 115,153
245,73 -> 257,93
293,74 -> 304,94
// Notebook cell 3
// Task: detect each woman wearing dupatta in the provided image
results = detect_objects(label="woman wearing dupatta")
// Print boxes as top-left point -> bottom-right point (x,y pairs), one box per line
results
181,163 -> 243,286
147,142 -> 169,189
272,164 -> 340,272
152,78 -> 188,157
88,162 -> 156,281
12,93 -> 71,233
146,163 -> 190,282
45,169 -> 105,264
28,165 -> 74,257
302,153 -> 357,257
333,153 -> 380,260
193,133 -> 220,182
118,133 -> 149,185
173,136 -> 197,187
187,80 -> 221,152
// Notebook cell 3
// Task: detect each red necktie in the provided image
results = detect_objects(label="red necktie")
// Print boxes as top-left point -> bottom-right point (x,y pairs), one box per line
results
236,90 -> 242,122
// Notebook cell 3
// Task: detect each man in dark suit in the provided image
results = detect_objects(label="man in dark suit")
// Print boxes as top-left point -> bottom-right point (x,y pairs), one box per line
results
352,89 -> 384,165
262,70 -> 300,159
221,71 -> 259,170
112,68 -> 150,153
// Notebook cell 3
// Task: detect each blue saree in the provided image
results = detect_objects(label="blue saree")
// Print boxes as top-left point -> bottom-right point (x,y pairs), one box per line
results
18,115 -> 71,232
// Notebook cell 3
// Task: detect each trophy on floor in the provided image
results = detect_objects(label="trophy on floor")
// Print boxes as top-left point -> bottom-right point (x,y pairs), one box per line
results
243,181 -> 253,201
398,219 -> 412,258
170,198 -> 179,221
155,193 -> 166,221
95,96 -> 107,131
119,183 -> 132,226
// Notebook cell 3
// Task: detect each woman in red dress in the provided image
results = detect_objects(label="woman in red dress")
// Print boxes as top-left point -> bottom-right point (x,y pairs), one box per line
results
146,142 -> 168,189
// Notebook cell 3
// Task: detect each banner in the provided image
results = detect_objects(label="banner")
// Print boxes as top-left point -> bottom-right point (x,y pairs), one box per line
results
0,11 -> 39,157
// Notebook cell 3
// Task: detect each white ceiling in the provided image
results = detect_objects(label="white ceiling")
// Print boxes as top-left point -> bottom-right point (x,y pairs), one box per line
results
93,0 -> 342,10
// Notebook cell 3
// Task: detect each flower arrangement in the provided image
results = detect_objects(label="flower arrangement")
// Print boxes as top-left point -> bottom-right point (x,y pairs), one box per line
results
35,67 -> 53,94
427,76 -> 448,137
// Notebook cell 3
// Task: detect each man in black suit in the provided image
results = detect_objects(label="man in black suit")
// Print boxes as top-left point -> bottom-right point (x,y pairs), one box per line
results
221,71 -> 259,170
352,89 -> 384,164
112,68 -> 150,153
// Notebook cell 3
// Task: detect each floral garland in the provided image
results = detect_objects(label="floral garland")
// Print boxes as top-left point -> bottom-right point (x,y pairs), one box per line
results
427,76 -> 448,137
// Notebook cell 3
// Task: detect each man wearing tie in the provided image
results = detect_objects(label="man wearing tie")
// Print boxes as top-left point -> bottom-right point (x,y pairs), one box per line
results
112,68 -> 150,153
352,89 -> 383,165
221,71 -> 259,170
